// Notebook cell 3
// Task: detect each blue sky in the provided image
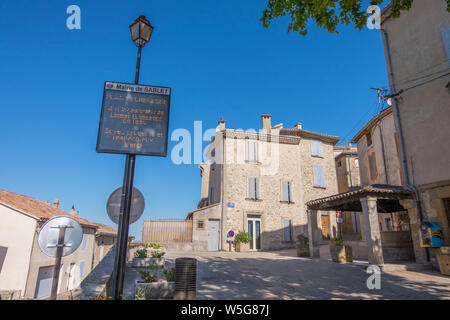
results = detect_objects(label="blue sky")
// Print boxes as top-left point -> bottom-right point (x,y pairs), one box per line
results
0,0 -> 390,240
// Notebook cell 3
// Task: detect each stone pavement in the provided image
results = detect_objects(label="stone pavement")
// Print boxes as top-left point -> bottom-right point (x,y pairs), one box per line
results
123,246 -> 450,300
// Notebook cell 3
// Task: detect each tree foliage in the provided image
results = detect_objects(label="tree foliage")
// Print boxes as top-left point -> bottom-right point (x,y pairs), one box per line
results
261,0 -> 450,35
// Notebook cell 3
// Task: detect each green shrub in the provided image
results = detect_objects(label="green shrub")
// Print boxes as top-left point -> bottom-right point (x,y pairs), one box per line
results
235,231 -> 251,243
134,248 -> 148,258
151,251 -> 165,258
162,267 -> 175,282
332,237 -> 343,246
296,234 -> 309,246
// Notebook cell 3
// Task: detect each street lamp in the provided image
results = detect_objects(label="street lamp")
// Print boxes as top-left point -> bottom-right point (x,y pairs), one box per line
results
129,15 -> 154,84
129,15 -> 154,47
111,14 -> 154,300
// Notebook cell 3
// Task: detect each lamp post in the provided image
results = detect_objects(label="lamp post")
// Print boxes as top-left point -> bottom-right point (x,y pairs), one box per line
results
112,14 -> 154,300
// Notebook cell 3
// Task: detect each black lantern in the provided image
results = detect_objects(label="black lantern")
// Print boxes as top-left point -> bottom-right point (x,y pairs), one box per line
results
129,15 -> 154,47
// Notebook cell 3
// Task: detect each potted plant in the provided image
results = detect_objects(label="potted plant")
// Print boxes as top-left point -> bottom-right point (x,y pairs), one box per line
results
134,268 -> 174,299
329,237 -> 353,263
296,234 -> 310,257
132,248 -> 152,267
145,242 -> 165,255
235,231 -> 251,252
150,250 -> 166,267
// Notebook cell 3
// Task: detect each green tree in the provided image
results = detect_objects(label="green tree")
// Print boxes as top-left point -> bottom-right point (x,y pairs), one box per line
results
261,0 -> 450,35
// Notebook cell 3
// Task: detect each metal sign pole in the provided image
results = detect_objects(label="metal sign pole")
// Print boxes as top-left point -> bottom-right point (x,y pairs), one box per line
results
49,225 -> 72,300
112,45 -> 142,300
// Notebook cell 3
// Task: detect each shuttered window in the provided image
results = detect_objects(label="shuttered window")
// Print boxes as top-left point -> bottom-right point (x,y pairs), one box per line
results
81,234 -> 87,250
282,180 -> 292,202
248,177 -> 260,200
311,140 -> 322,157
369,153 -> 377,179
283,219 -> 293,242
314,165 -> 325,187
79,261 -> 85,278
209,187 -> 214,204
248,140 -> 259,162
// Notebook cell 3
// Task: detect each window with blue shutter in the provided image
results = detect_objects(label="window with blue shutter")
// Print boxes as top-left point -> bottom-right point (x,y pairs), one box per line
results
81,234 -> 87,250
283,219 -> 293,241
311,140 -> 322,157
314,165 -> 325,187
248,141 -> 259,162
79,261 -> 85,278
248,177 -> 259,200
282,180 -> 291,202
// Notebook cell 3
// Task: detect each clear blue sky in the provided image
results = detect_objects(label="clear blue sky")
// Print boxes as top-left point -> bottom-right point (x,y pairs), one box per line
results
0,0 -> 390,240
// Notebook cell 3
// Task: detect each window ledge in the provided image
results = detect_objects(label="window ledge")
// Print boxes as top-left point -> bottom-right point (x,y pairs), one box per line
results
245,160 -> 262,165
245,198 -> 262,202
313,186 -> 326,190
280,201 -> 295,204
281,241 -> 295,244
311,155 -> 324,159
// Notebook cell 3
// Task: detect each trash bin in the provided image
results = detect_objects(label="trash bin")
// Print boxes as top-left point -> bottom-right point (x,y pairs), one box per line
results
174,257 -> 197,300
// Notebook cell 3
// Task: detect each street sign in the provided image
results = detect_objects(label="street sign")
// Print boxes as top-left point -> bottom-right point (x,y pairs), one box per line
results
106,186 -> 145,225
336,218 -> 343,223
96,81 -> 171,156
227,229 -> 235,242
336,211 -> 343,219
227,202 -> 235,208
37,216 -> 83,257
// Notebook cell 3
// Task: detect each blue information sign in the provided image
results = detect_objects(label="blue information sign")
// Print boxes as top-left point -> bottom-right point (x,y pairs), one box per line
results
96,81 -> 171,156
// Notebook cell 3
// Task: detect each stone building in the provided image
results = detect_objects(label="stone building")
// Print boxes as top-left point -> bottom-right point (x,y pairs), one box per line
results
187,115 -> 340,251
379,0 -> 450,266
0,190 -> 98,299
306,1 -> 450,268
333,145 -> 361,238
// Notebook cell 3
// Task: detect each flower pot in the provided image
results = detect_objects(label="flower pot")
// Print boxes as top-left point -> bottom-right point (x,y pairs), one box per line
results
296,244 -> 310,257
329,244 -> 353,263
132,257 -> 166,268
235,242 -> 250,252
135,280 -> 175,299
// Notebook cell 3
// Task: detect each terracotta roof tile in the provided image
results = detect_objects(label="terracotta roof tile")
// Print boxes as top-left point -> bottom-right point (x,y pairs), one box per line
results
0,189 -> 98,228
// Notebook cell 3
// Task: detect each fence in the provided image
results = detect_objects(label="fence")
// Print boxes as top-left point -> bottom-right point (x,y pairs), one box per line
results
142,219 -> 193,243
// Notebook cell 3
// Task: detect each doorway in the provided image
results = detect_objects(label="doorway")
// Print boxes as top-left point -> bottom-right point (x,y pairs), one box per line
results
207,219 -> 220,251
247,215 -> 261,250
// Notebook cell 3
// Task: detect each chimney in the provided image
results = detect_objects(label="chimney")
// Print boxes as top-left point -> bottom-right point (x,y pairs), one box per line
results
69,205 -> 79,217
294,123 -> 303,130
261,114 -> 272,130
53,199 -> 59,208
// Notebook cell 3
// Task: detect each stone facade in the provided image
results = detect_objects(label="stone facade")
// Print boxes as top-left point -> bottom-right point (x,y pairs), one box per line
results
381,1 -> 450,266
191,115 -> 339,251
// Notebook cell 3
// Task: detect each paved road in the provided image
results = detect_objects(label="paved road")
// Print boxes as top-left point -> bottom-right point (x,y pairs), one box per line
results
158,248 -> 450,300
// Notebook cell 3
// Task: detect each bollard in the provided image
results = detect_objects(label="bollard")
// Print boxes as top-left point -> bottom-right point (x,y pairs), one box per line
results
174,257 -> 197,300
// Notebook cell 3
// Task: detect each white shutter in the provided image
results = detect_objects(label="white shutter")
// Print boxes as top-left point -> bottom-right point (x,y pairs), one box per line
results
255,177 -> 260,199
287,181 -> 291,202
282,180 -> 289,202
249,177 -> 255,199
312,141 -> 322,156
255,141 -> 259,162
248,141 -> 255,161
314,165 -> 324,187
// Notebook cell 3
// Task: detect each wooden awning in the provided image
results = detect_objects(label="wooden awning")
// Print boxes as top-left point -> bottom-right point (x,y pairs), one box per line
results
306,184 -> 414,212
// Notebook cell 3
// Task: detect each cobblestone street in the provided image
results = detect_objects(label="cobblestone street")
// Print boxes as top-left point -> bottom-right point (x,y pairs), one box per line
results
154,247 -> 450,300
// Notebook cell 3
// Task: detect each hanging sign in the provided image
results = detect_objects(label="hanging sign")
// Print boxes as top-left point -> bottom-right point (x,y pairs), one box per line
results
96,81 -> 171,156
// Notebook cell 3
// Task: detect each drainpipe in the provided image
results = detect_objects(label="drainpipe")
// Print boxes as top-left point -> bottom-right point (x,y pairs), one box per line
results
220,131 -> 226,251
381,28 -> 429,261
